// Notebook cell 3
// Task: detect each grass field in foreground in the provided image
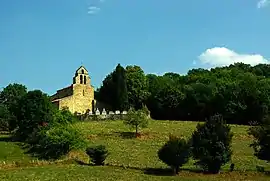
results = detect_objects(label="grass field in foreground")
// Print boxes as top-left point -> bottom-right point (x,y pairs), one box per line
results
0,120 -> 269,180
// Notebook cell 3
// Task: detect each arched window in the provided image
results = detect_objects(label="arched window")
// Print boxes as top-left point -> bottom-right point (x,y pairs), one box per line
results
84,76 -> 86,84
81,69 -> 84,74
80,75 -> 83,84
83,90 -> 85,96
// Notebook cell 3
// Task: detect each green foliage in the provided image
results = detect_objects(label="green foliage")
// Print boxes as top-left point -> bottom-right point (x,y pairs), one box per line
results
191,114 -> 233,173
123,108 -> 149,136
53,107 -> 78,126
15,90 -> 56,141
96,62 -> 270,124
0,104 -> 11,131
126,65 -> 150,110
96,63 -> 128,111
249,116 -> 270,162
0,83 -> 27,131
158,135 -> 191,174
27,124 -> 87,160
141,104 -> 150,117
86,145 -> 109,165
115,64 -> 129,111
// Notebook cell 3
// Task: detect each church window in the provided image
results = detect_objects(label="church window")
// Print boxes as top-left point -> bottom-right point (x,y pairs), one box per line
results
83,90 -> 85,96
80,75 -> 83,84
82,69 -> 84,74
84,76 -> 86,84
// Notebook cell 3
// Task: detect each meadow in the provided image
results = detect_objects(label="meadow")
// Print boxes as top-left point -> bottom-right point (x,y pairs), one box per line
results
0,120 -> 269,181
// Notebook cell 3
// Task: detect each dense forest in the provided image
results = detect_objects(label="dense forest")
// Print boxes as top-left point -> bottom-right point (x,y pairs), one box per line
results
95,63 -> 270,125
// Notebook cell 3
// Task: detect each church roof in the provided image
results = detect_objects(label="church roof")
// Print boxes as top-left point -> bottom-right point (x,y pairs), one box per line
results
75,65 -> 88,73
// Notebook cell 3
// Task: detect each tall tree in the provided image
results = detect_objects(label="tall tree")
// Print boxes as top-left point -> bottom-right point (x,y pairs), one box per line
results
126,65 -> 149,110
97,64 -> 128,111
114,64 -> 129,111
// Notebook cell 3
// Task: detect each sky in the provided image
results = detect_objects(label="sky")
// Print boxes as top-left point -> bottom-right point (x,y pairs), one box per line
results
0,0 -> 270,95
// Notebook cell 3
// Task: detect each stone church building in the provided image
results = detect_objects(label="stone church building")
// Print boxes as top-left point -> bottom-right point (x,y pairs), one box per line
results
51,66 -> 96,114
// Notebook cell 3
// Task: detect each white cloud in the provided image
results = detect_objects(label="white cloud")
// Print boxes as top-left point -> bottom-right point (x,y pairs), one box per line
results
257,0 -> 270,8
87,0 -> 105,14
88,6 -> 101,14
196,47 -> 269,67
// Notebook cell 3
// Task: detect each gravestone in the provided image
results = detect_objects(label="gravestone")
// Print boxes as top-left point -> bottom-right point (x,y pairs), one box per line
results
102,108 -> 107,115
95,108 -> 100,115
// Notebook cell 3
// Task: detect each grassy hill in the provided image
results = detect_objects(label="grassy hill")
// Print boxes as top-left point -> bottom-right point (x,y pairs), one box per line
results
0,120 -> 269,181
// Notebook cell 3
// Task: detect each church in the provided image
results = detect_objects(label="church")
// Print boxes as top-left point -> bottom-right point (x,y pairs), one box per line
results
51,66 -> 95,114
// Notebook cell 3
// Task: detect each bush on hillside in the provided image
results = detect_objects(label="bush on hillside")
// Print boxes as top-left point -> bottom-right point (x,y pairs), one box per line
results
53,107 -> 78,125
123,108 -> 149,137
27,124 -> 87,160
191,114 -> 233,174
15,90 -> 56,141
158,135 -> 191,175
249,115 -> 270,162
0,83 -> 27,131
86,145 -> 109,165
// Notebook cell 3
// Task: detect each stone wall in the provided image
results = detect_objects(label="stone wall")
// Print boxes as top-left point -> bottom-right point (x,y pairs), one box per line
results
58,95 -> 74,113
72,84 -> 94,114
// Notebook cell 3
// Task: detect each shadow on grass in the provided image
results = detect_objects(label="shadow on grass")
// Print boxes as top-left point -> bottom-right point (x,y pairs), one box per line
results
103,163 -> 201,176
74,159 -> 90,166
143,168 -> 175,176
144,167 -> 205,176
114,131 -> 137,139
74,159 -> 107,166
0,135 -> 18,142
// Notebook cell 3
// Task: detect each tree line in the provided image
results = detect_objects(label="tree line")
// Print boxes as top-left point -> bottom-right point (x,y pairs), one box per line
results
96,63 -> 270,125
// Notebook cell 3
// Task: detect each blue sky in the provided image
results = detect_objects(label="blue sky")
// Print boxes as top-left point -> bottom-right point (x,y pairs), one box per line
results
0,0 -> 270,95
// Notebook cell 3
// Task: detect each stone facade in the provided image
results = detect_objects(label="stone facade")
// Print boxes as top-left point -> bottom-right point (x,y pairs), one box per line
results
51,66 -> 95,114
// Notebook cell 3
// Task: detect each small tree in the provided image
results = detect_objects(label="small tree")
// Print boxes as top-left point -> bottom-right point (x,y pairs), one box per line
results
124,108 -> 149,137
0,83 -> 27,131
158,135 -> 191,175
86,145 -> 109,165
191,114 -> 233,174
249,115 -> 270,162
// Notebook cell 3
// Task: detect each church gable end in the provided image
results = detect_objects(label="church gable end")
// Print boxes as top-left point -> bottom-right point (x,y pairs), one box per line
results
51,65 -> 95,114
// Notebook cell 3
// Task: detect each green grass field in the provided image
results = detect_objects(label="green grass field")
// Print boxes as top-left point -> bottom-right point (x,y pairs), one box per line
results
0,120 -> 269,181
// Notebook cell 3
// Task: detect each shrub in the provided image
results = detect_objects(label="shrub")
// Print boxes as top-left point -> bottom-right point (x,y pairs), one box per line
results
191,114 -> 233,174
158,135 -> 191,175
123,108 -> 149,137
15,90 -> 55,141
249,115 -> 270,162
0,83 -> 27,131
86,145 -> 109,165
27,124 -> 87,160
53,107 -> 78,125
